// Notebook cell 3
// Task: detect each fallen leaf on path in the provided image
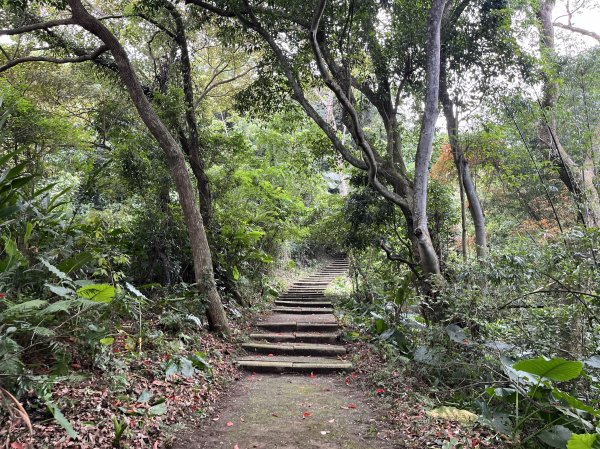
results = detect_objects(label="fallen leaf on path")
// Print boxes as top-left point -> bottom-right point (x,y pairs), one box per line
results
234,445 -> 239,449
426,406 -> 477,424
310,372 -> 316,378
226,421 -> 234,427
328,419 -> 335,423
272,413 -> 279,417
376,389 -> 385,394
345,376 -> 350,385
321,431 -> 330,435
268,354 -> 274,357
303,411 -> 311,418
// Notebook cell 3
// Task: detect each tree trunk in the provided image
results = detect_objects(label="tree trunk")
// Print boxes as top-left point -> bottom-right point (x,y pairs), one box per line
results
458,163 -> 468,261
412,0 -> 445,277
439,67 -> 488,258
69,0 -> 230,333
538,0 -> 600,228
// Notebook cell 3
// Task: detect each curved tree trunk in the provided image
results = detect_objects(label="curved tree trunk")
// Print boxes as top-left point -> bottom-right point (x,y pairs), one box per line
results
69,0 -> 230,334
439,74 -> 488,258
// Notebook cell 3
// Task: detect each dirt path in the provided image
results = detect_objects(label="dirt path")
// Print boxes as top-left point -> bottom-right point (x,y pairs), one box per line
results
175,260 -> 398,448
174,373 -> 397,449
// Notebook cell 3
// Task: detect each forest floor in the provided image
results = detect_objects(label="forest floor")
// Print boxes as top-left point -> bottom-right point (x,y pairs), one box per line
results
4,260 -> 506,449
172,342 -> 502,449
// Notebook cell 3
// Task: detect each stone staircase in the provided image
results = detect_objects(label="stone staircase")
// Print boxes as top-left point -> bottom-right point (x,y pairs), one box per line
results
237,258 -> 353,373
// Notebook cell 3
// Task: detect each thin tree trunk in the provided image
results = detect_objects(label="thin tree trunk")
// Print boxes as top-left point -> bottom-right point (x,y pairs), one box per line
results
458,163 -> 468,261
439,71 -> 488,258
412,0 -> 445,277
69,0 -> 230,333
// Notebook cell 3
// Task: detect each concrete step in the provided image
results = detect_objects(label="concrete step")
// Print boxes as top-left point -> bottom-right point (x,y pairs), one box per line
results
274,300 -> 333,307
281,292 -> 327,297
249,332 -> 340,344
237,356 -> 352,373
242,342 -> 346,356
256,322 -> 339,332
284,288 -> 325,295
272,306 -> 334,314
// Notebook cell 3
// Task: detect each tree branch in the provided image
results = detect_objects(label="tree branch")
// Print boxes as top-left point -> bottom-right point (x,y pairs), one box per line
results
553,22 -> 600,43
0,45 -> 109,73
0,18 -> 74,35
379,238 -> 422,280
309,0 -> 410,209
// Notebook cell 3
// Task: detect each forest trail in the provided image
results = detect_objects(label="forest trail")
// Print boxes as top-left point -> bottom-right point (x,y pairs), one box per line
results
175,260 -> 396,449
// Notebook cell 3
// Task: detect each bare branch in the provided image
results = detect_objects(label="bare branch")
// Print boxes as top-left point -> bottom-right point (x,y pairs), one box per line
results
0,45 -> 109,73
198,65 -> 255,101
379,238 -> 422,280
553,22 -> 600,43
0,18 -> 74,36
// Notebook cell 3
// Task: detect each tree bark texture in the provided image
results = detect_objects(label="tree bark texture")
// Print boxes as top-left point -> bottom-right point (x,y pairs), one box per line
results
68,0 -> 230,333
412,0 -> 445,277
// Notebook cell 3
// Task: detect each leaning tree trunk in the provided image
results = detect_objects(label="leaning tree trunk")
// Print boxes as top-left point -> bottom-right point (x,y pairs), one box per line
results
439,73 -> 488,258
69,0 -> 230,333
538,0 -> 600,228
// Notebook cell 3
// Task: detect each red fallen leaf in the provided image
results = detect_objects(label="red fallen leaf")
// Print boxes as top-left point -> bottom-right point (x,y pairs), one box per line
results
10,443 -> 24,449
375,389 -> 385,394
0,293 -> 6,299
226,421 -> 234,427
310,372 -> 316,378
234,445 -> 240,449
303,411 -> 311,418
268,354 -> 274,357
345,377 -> 350,385
347,403 -> 357,409
351,373 -> 358,379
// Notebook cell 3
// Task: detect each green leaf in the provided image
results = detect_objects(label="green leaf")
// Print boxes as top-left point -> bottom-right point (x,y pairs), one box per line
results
1,299 -> 48,318
552,390 -> 600,416
232,266 -> 240,281
76,284 -> 115,304
147,401 -> 167,416
24,221 -> 33,245
513,357 -> 583,382
46,284 -> 75,298
191,352 -> 212,371
539,425 -> 572,449
58,252 -> 93,274
567,433 -> 600,449
99,337 -> 115,345
40,258 -> 70,281
136,390 -> 153,403
45,400 -> 77,439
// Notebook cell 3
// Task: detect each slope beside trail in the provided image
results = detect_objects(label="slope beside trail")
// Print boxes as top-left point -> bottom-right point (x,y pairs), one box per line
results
175,259 -> 397,449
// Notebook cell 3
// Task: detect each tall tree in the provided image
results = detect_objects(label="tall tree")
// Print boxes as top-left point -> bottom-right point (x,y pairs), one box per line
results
538,0 -> 600,228
186,0 -> 448,289
0,0 -> 231,333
